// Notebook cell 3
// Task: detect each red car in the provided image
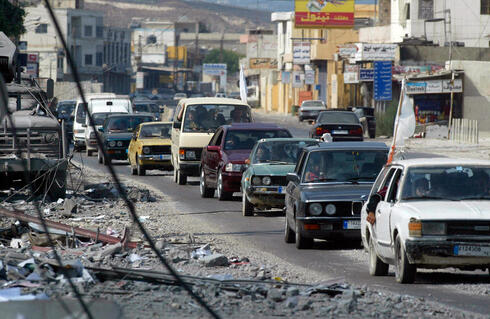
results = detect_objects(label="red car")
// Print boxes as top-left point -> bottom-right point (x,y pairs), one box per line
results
200,123 -> 292,200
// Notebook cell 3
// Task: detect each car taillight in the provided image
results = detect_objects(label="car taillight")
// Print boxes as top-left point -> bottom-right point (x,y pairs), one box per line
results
349,127 -> 363,135
316,127 -> 330,136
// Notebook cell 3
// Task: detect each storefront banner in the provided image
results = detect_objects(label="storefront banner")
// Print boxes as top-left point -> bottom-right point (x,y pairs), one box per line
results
281,71 -> 291,84
344,64 -> 359,73
292,71 -> 304,88
353,43 -> 397,61
249,58 -> 278,69
373,61 -> 392,101
294,0 -> 355,28
359,68 -> 374,81
26,63 -> 38,78
344,72 -> 359,84
305,69 -> 315,85
442,79 -> 463,93
406,82 -> 426,94
425,80 -> 442,94
338,45 -> 357,57
203,63 -> 227,76
293,41 -> 311,64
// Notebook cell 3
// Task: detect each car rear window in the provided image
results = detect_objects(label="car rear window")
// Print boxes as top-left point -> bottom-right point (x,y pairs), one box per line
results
183,104 -> 252,133
317,112 -> 359,124
224,130 -> 291,150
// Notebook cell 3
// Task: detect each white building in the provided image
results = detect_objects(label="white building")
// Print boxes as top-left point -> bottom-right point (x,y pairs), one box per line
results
271,12 -> 294,72
361,0 -> 490,48
21,3 -> 105,81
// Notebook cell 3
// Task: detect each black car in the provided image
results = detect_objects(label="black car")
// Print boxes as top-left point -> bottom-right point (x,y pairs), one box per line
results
56,100 -> 76,142
310,110 -> 364,141
352,107 -> 376,139
284,142 -> 388,249
98,113 -> 154,165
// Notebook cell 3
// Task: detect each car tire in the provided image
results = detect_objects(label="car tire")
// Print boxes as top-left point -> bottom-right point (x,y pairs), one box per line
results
395,235 -> 416,284
200,169 -> 214,198
368,236 -> 389,276
284,216 -> 295,243
173,166 -> 178,183
102,153 -> 111,166
295,223 -> 313,249
242,192 -> 254,216
298,117 -> 303,122
177,169 -> 187,185
86,149 -> 93,157
137,155 -> 146,176
217,170 -> 232,201
98,150 -> 103,164
369,132 -> 376,139
131,159 -> 137,175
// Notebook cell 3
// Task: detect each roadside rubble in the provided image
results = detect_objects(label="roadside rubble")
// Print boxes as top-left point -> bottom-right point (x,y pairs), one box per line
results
0,168 -> 486,318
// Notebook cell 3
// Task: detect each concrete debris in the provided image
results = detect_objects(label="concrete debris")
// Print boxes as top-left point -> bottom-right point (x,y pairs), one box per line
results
200,253 -> 229,267
62,198 -> 78,217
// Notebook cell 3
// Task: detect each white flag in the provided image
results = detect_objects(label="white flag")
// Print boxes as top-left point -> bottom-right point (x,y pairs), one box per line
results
393,80 -> 416,146
239,65 -> 248,104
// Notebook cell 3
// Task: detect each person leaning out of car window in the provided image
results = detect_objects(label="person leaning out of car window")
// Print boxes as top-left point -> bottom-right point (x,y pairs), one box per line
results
366,177 -> 401,225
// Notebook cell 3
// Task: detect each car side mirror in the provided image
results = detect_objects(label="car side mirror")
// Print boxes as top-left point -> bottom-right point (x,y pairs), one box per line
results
173,122 -> 181,129
286,173 -> 299,183
207,145 -> 220,152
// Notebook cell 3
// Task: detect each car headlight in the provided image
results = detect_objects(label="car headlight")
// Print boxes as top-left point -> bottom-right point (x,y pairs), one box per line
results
252,176 -> 262,185
225,163 -> 242,172
422,222 -> 446,236
89,132 -> 96,139
143,147 -> 151,154
186,150 -> 196,160
262,176 -> 272,185
309,203 -> 323,216
117,141 -> 123,147
325,204 -> 336,215
43,132 -> 58,144
109,141 -> 116,147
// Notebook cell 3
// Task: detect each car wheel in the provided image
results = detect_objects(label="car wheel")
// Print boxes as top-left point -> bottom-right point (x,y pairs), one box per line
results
173,166 -> 178,183
137,156 -> 146,176
295,223 -> 313,249
200,169 -> 214,198
86,149 -> 93,157
102,153 -> 111,166
217,170 -> 232,201
368,236 -> 389,276
242,192 -> 254,216
298,117 -> 303,122
98,150 -> 102,164
395,234 -> 416,283
177,169 -> 187,185
284,216 -> 295,243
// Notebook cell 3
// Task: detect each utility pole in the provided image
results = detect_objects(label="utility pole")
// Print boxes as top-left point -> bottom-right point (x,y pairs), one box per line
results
219,31 -> 224,63
194,22 -> 199,82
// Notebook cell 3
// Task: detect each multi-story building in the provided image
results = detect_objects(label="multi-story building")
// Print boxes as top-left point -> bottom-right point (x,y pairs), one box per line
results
103,27 -> 132,94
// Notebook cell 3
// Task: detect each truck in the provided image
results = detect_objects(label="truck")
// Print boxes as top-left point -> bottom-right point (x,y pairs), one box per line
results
0,32 -> 68,199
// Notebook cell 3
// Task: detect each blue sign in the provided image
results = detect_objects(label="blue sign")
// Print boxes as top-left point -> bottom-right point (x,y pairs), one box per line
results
374,61 -> 392,101
359,68 -> 374,81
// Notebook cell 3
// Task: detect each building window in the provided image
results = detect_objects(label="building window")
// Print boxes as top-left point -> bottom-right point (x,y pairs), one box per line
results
57,57 -> 63,69
96,52 -> 103,66
418,0 -> 434,20
84,54 -> 93,66
96,26 -> 103,38
146,35 -> 157,45
482,0 -> 490,15
84,25 -> 93,37
35,24 -> 48,34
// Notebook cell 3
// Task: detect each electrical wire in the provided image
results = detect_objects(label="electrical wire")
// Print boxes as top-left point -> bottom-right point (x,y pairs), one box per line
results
42,1 -> 221,318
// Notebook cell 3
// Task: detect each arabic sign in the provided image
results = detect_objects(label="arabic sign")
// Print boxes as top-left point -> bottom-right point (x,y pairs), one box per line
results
374,61 -> 392,101
338,44 -> 357,57
249,58 -> 278,69
295,0 -> 355,28
359,68 -> 374,81
406,79 -> 463,94
292,71 -> 304,88
305,69 -> 315,85
25,63 -> 38,78
281,71 -> 290,84
343,64 -> 359,84
293,41 -> 311,64
203,63 -> 227,76
353,43 -> 397,61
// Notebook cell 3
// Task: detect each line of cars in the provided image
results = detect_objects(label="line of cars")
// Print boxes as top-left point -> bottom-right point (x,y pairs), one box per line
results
59,94 -> 490,283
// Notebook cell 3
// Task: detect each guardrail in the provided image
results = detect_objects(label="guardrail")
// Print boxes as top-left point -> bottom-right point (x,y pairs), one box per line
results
449,118 -> 479,144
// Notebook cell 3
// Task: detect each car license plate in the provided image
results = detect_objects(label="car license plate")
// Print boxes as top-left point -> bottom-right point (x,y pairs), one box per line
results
454,245 -> 490,257
159,154 -> 171,160
333,130 -> 348,135
278,186 -> 285,194
343,220 -> 361,230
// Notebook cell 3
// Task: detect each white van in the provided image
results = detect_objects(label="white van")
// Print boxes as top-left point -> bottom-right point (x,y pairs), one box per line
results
73,93 -> 116,150
171,97 -> 252,185
84,98 -> 133,156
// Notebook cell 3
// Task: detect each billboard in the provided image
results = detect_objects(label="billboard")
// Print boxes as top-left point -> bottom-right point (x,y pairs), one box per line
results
295,0 -> 355,28
203,64 -> 227,76
293,41 -> 311,64
249,58 -> 278,69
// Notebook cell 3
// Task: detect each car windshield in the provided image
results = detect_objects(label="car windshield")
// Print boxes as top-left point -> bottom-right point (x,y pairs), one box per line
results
317,112 -> 359,124
401,166 -> 490,201
93,112 -> 125,126
253,140 -> 318,164
183,104 -> 251,133
134,103 -> 159,113
302,101 -> 324,108
302,150 -> 387,183
139,123 -> 171,139
107,116 -> 153,133
224,130 -> 291,151
57,102 -> 75,116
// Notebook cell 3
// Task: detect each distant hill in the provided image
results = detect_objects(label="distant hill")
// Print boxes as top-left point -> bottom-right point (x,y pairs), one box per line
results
84,0 -> 273,32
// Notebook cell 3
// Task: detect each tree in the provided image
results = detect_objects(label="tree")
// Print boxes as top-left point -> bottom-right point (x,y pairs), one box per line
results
0,0 -> 26,39
203,49 -> 243,73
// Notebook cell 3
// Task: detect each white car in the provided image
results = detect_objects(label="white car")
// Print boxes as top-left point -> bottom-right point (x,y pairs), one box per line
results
361,158 -> 490,283
173,93 -> 187,101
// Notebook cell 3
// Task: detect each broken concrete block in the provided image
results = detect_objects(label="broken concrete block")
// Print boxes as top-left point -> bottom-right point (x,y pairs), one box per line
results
63,199 -> 78,217
200,254 -> 228,267
268,289 -> 284,302
93,243 -> 122,261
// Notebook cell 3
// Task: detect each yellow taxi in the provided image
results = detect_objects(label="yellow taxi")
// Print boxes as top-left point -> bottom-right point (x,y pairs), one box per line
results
128,121 -> 173,176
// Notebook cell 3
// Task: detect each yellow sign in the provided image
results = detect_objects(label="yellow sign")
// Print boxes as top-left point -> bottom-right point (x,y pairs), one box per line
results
295,0 -> 355,28
249,58 -> 278,69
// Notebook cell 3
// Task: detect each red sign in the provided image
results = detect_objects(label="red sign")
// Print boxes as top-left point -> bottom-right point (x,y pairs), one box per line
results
27,53 -> 38,63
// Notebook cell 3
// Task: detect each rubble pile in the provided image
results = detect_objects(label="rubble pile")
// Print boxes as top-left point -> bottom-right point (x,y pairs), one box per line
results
0,170 -> 484,318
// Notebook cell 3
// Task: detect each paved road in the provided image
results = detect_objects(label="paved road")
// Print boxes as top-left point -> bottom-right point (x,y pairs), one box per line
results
75,114 -> 490,316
